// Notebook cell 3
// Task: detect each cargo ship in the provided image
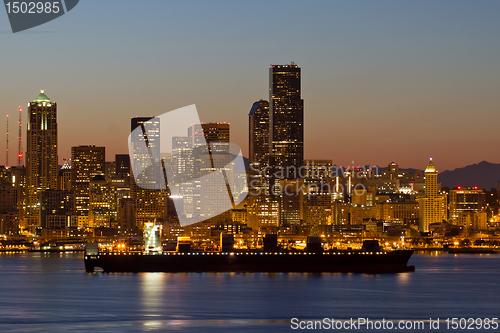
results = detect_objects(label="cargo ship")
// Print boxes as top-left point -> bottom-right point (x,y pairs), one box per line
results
84,235 -> 415,274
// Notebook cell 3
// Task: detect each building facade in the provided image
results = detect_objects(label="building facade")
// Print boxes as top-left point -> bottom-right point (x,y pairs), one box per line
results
418,159 -> 447,232
39,190 -> 74,229
130,117 -> 166,228
25,90 -> 58,231
269,63 -> 304,175
249,100 -> 270,190
449,187 -> 486,222
71,146 -> 105,219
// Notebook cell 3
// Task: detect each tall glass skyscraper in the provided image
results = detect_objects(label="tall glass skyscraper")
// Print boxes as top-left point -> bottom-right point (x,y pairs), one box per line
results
249,100 -> 270,191
26,90 -> 58,231
249,100 -> 270,170
269,63 -> 304,177
129,117 -> 166,228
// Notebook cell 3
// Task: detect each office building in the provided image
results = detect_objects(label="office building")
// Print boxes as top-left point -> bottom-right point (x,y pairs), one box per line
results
418,159 -> 447,232
39,190 -> 74,229
201,123 -> 229,153
450,187 -> 486,223
269,63 -> 304,175
71,146 -> 105,219
115,154 -> 130,178
249,100 -> 270,188
89,175 -> 117,228
130,117 -> 166,227
25,90 -> 58,231
58,160 -> 71,191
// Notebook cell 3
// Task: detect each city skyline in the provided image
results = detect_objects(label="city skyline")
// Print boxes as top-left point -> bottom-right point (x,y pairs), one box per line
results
2,0 -> 500,171
3,79 -> 495,235
1,3 -> 500,331
2,80 -> 498,173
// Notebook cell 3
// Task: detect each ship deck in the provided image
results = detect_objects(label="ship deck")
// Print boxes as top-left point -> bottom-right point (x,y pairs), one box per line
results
84,249 -> 415,274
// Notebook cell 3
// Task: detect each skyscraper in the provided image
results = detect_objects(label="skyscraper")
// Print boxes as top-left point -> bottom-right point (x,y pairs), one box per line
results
130,117 -> 166,228
269,63 -> 304,176
191,122 -> 232,223
115,154 -> 130,178
449,187 -> 486,223
71,145 -> 105,220
39,189 -> 73,229
89,175 -> 117,228
130,117 -> 161,189
249,100 -> 270,182
418,159 -> 447,232
26,90 -> 58,231
201,122 -> 230,153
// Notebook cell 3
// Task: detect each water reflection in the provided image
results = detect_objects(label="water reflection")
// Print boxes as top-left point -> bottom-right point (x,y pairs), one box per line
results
140,273 -> 167,313
396,272 -> 411,285
1,253 -> 499,332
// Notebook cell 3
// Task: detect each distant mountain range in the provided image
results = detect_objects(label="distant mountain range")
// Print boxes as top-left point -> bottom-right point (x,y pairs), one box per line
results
438,161 -> 500,190
341,161 -> 500,190
380,161 -> 500,190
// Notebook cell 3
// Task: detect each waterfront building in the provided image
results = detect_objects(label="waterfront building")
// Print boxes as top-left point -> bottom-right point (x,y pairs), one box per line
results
38,189 -> 74,229
246,193 -> 279,232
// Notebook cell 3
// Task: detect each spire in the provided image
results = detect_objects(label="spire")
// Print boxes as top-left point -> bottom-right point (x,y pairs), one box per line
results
425,158 -> 437,173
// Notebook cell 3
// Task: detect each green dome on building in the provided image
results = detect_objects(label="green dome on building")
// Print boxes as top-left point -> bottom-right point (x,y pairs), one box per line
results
33,90 -> 51,103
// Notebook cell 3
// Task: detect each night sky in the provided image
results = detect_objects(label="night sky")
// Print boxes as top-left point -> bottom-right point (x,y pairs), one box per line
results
1,0 -> 500,171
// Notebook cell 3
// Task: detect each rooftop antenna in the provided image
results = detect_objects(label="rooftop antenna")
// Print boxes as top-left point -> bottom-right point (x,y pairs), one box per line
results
18,106 -> 23,167
5,114 -> 9,167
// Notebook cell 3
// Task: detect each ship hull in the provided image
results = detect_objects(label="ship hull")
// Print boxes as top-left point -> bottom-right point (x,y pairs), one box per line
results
85,250 -> 415,274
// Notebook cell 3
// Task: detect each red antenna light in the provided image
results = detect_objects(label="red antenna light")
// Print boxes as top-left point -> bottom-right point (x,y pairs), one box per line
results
5,114 -> 9,167
18,106 -> 23,167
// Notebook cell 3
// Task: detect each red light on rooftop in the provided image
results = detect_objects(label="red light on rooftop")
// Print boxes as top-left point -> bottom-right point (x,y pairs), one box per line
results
457,186 -> 461,190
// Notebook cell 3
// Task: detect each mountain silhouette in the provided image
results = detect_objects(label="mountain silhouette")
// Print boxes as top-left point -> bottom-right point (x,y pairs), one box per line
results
438,161 -> 500,190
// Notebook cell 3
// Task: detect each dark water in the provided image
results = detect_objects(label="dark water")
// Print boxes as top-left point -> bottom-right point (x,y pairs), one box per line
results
0,252 -> 499,332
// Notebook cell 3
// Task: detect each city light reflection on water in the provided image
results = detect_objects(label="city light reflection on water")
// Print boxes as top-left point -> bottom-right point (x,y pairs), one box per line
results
140,273 -> 167,313
0,253 -> 499,332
